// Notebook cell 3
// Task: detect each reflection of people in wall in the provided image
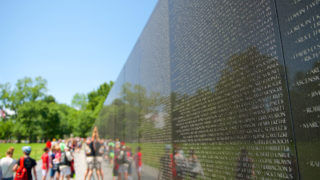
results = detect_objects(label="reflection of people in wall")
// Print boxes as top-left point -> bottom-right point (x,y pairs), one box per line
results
235,149 -> 255,180
134,146 -> 142,180
174,149 -> 186,180
158,145 -> 174,180
283,150 -> 298,180
187,149 -> 204,179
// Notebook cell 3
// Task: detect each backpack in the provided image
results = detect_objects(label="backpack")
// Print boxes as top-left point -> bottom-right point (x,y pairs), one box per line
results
60,152 -> 71,166
120,151 -> 129,164
14,157 -> 28,180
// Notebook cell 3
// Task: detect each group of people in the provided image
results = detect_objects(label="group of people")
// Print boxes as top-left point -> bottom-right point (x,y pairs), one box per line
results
0,128 -> 143,180
174,149 -> 204,180
44,139 -> 77,180
0,145 -> 45,180
0,138 -> 81,180
82,127 -> 142,180
0,146 -> 38,180
158,145 -> 204,180
1,126 -> 204,180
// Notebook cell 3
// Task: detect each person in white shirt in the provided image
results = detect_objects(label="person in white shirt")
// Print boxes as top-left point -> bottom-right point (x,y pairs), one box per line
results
59,144 -> 73,180
0,147 -> 16,180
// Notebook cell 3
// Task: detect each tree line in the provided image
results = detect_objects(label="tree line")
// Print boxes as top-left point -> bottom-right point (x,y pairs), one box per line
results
0,76 -> 113,142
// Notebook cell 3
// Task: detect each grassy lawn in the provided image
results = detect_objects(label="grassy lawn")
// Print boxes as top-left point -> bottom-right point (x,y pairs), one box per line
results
0,143 -> 46,161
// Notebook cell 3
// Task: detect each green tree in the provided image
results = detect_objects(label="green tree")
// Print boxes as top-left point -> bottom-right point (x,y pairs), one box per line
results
14,100 -> 62,142
71,93 -> 88,110
10,77 -> 47,111
70,81 -> 113,137
0,77 -> 49,141
72,110 -> 95,137
0,83 -> 11,112
87,81 -> 113,112
0,77 -> 113,140
0,120 -> 13,139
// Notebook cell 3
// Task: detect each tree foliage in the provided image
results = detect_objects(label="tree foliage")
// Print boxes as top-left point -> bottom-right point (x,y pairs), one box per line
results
0,77 -> 113,141
71,93 -> 88,110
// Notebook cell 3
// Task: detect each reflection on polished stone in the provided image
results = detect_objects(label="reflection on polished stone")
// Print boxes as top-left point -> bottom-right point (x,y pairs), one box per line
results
96,0 -> 320,179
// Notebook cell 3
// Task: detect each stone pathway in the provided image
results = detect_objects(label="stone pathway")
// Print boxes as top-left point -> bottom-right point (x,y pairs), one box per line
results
36,151 -> 158,180
73,151 -> 112,180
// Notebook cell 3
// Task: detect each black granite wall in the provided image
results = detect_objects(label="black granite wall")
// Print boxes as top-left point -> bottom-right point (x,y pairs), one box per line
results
96,0 -> 320,179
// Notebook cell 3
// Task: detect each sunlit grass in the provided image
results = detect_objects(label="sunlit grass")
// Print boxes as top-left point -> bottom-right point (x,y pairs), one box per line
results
0,143 -> 46,161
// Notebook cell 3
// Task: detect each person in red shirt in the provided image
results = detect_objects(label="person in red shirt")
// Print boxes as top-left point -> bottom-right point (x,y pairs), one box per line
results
134,146 -> 142,180
41,147 -> 50,180
46,140 -> 52,149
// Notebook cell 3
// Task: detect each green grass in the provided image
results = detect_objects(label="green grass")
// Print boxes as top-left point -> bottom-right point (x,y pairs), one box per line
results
0,143 -> 46,161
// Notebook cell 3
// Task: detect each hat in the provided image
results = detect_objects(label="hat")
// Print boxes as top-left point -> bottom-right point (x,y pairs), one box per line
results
22,146 -> 31,155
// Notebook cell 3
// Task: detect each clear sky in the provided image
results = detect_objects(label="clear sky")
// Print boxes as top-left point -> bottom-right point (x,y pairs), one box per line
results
0,0 -> 158,105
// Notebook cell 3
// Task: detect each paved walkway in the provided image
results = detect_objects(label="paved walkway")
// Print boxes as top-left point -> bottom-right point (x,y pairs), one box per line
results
36,151 -> 158,180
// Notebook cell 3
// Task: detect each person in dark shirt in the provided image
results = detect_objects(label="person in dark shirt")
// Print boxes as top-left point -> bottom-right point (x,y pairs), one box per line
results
85,127 -> 104,180
13,146 -> 37,180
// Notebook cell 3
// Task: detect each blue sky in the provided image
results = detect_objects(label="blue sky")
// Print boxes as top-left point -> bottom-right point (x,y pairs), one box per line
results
0,0 -> 158,105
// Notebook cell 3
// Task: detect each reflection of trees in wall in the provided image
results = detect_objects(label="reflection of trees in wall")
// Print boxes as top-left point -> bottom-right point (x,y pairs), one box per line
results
96,83 -> 170,142
290,61 -> 320,141
96,98 -> 124,140
95,105 -> 114,139
171,47 -> 297,179
97,47 -> 299,178
172,47 -> 292,143
288,61 -> 320,179
122,83 -> 140,142
139,89 -> 171,143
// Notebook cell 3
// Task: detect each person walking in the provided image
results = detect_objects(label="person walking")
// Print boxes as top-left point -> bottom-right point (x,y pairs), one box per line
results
108,145 -> 115,165
126,146 -> 133,180
95,139 -> 105,180
112,144 -> 120,180
13,146 -> 37,180
54,145 -> 61,180
83,137 -> 92,180
134,146 -> 142,180
59,144 -> 73,180
86,127 -> 103,180
0,147 -> 16,180
118,145 -> 129,180
41,147 -> 50,180
49,146 -> 58,180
